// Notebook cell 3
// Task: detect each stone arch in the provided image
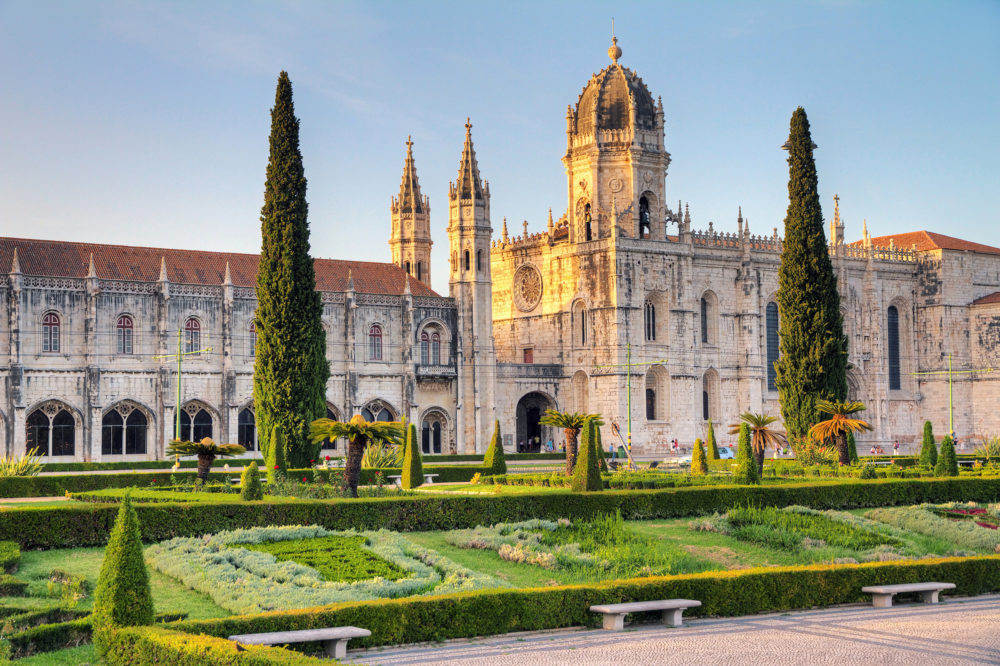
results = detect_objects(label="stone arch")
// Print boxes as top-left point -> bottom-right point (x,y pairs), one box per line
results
101,400 -> 153,457
571,370 -> 590,413
419,407 -> 450,455
361,399 -> 397,422
644,290 -> 668,343
25,399 -> 81,458
515,391 -> 557,453
114,311 -> 137,355
317,403 -> 344,452
178,399 -> 218,442
645,364 -> 670,421
846,369 -> 863,402
639,190 -> 660,239
576,198 -> 594,241
416,318 -> 450,365
701,368 -> 720,422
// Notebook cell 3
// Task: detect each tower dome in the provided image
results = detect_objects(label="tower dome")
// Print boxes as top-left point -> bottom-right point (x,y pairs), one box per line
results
571,38 -> 658,137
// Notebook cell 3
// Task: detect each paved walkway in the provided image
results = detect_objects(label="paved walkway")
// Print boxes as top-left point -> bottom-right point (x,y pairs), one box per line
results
348,595 -> 1000,665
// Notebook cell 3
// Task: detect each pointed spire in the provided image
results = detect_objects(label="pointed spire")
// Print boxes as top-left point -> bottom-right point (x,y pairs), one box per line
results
87,253 -> 97,278
547,208 -> 554,233
9,247 -> 20,274
403,271 -> 411,295
684,202 -> 691,226
454,118 -> 484,200
502,217 -> 509,243
223,261 -> 232,285
737,207 -> 744,238
346,268 -> 355,291
523,220 -> 529,239
398,136 -> 424,214
158,256 -> 168,282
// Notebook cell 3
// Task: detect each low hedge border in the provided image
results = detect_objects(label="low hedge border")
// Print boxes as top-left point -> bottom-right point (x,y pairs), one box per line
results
169,555 -> 1000,649
5,477 -> 1000,550
0,465 -> 488,499
104,626 -> 328,665
2,611 -> 189,659
0,540 -> 20,572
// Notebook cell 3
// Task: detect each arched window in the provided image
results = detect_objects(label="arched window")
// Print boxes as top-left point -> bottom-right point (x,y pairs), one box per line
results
321,408 -> 339,450
237,408 -> 256,451
766,302 -> 779,391
27,405 -> 75,457
421,412 -> 446,454
248,321 -> 256,357
646,365 -> 669,422
105,405 -> 147,455
584,204 -> 593,241
700,298 -> 708,344
431,331 -> 441,365
573,302 -> 588,347
42,313 -> 60,353
417,262 -> 423,282
125,410 -> 147,454
420,331 -> 430,365
368,325 -> 383,361
702,370 -> 720,422
700,292 -> 718,345
464,250 -> 470,271
405,261 -> 411,275
116,315 -> 133,355
888,305 -> 901,390
646,388 -> 656,420
362,404 -> 393,422
644,301 -> 656,341
102,410 -> 124,455
184,317 -> 201,354
176,405 -> 213,442
639,196 -> 650,239
476,250 -> 482,272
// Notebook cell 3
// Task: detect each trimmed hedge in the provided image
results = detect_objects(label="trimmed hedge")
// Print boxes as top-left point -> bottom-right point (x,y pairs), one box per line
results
6,477 -> 1000,550
4,612 -> 190,659
170,556 -> 1000,648
0,540 -> 20,572
0,574 -> 28,596
39,459 -> 263,473
104,626 -> 328,664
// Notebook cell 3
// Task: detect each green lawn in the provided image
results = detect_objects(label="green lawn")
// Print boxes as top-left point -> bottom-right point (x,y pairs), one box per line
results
16,644 -> 98,665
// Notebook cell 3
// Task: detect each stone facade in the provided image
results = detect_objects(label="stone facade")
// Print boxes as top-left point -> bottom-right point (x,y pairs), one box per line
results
2,39 -> 999,460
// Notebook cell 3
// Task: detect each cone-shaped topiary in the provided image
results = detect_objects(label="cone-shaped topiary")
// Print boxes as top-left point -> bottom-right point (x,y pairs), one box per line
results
934,435 -> 958,477
571,418 -> 602,492
240,461 -> 264,501
483,420 -> 507,475
92,494 -> 154,656
848,431 -> 859,464
733,422 -> 760,484
266,425 -> 287,483
774,107 -> 848,439
919,420 -> 938,467
596,425 -> 609,473
691,438 -> 708,475
401,423 -> 423,489
706,419 -> 720,459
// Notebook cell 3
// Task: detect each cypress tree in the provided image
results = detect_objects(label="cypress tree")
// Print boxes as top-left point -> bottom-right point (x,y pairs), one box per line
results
706,419 -> 719,460
92,494 -> 154,656
691,438 -> 708,475
266,425 -> 287,484
596,426 -> 609,473
934,435 -> 958,477
254,71 -> 329,469
401,423 -> 423,489
774,107 -> 848,439
847,431 -> 858,464
572,419 -> 602,492
240,461 -> 264,501
483,420 -> 507,475
919,421 -> 938,467
734,423 -> 759,485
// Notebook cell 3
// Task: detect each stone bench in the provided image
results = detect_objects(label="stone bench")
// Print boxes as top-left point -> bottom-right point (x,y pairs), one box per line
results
229,626 -> 371,659
861,582 -> 955,608
590,599 -> 702,630
388,473 -> 440,487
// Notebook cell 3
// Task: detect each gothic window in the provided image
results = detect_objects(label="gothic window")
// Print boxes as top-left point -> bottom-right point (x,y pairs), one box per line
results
702,389 -> 709,421
362,404 -> 393,422
700,298 -> 708,344
124,409 -> 147,454
431,331 -> 441,365
248,322 -> 256,357
102,410 -> 124,455
766,302 -> 779,391
888,305 -> 901,390
103,405 -> 147,455
700,292 -> 718,345
176,405 -> 213,442
26,405 -> 75,457
420,331 -> 430,365
584,204 -> 593,241
421,412 -> 446,454
417,262 -> 423,282
573,302 -> 588,347
477,250 -> 482,272
42,312 -> 60,353
639,196 -> 651,239
184,317 -> 201,354
116,315 -> 133,355
321,408 -> 339,450
237,408 -> 256,451
464,250 -> 470,271
646,388 -> 656,420
645,365 -> 668,421
368,325 -> 383,361
405,261 -> 411,275
644,301 -> 656,341
702,370 -> 720,422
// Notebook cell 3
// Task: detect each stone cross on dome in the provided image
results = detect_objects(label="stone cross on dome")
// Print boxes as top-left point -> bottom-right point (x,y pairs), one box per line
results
608,19 -> 622,64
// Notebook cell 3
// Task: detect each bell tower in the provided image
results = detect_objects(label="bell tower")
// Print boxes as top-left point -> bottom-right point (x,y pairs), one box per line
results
389,137 -> 432,285
447,119 -> 495,452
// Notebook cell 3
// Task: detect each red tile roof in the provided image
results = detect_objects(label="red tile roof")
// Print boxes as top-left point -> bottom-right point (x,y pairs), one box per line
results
851,230 -> 1000,256
972,292 -> 1000,306
0,237 -> 440,297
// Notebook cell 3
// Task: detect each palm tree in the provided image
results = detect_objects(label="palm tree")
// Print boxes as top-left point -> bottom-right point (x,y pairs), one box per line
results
807,400 -> 873,466
165,438 -> 246,482
538,410 -> 604,475
728,412 -> 788,477
310,414 -> 404,497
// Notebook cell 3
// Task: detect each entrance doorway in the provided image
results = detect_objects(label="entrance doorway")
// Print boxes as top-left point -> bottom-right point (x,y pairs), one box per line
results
516,392 -> 554,453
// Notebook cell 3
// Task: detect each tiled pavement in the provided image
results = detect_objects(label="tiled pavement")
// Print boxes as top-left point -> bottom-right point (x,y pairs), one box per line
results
348,594 -> 1000,665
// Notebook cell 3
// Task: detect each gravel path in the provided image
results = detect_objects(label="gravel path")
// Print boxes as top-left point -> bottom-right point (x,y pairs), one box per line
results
348,595 -> 1000,665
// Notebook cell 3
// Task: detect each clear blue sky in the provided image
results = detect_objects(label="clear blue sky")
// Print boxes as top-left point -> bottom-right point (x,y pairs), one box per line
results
1,0 -> 997,295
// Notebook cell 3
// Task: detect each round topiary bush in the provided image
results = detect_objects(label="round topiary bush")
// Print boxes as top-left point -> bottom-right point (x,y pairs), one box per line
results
240,461 -> 264,501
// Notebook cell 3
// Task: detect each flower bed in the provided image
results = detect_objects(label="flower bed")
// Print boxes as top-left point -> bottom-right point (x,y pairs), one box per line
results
866,504 -> 1000,552
145,525 -> 506,614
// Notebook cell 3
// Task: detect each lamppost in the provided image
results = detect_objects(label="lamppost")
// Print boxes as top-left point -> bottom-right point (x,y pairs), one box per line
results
154,328 -> 212,441
594,343 -> 668,467
911,353 -> 995,441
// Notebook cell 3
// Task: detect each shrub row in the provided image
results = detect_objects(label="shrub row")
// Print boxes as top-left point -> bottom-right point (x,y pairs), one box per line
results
0,574 -> 28,596
2,611 -> 190,659
104,626 -> 327,665
171,556 -> 1000,649
5,476 -> 1000,549
0,464 -> 489,499
0,540 -> 20,572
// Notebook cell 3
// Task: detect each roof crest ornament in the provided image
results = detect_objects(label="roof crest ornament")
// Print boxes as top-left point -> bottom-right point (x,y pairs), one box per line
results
87,253 -> 97,278
608,18 -> 622,64
158,256 -> 168,282
10,247 -> 20,274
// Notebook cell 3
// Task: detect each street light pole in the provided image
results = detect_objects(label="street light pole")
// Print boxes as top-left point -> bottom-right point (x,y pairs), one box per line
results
594,344 -> 668,462
154,328 -> 213,441
911,353 -> 995,440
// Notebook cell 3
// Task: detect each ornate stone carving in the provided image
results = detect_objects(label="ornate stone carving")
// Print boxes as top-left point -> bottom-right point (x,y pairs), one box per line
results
512,263 -> 543,312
